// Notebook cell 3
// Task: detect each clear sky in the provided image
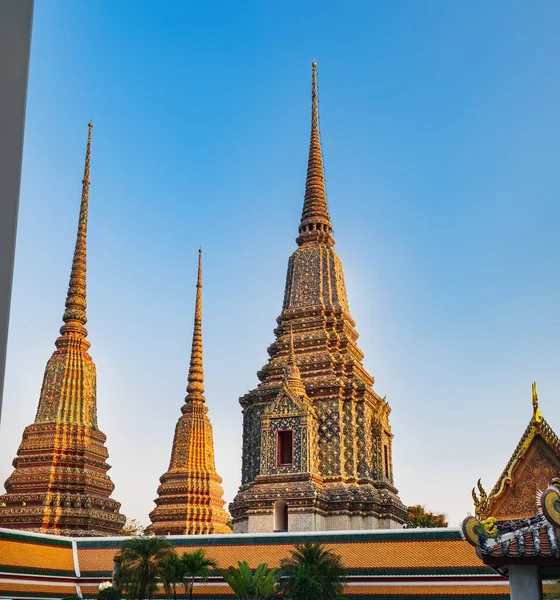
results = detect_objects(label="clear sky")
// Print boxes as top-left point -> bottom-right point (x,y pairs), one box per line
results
2,0 -> 560,528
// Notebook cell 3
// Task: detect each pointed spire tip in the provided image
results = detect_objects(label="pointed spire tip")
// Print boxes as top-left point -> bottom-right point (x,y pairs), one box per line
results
197,248 -> 203,287
58,123 -> 92,342
186,249 -> 205,403
296,60 -> 334,247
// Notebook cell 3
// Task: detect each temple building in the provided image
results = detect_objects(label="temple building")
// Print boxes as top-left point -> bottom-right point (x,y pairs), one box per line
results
463,383 -> 560,599
230,64 -> 406,533
471,382 -> 560,521
147,250 -> 230,535
0,124 -> 125,536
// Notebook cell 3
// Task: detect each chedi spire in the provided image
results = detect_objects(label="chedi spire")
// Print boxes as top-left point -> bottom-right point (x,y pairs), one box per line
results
297,62 -> 334,247
148,250 -> 230,535
59,122 -> 91,341
185,249 -> 205,403
0,124 -> 125,535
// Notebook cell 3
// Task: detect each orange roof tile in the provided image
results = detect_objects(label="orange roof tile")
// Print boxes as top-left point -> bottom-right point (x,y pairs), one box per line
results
0,537 -> 74,574
0,581 -> 76,595
1,528 -> 507,598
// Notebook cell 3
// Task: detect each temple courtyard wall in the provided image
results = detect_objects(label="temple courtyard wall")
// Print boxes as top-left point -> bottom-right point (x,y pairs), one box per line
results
0,526 -> 515,598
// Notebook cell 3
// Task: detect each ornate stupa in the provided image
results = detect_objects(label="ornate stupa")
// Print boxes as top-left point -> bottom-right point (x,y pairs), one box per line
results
230,63 -> 406,533
0,124 -> 125,536
147,250 -> 230,535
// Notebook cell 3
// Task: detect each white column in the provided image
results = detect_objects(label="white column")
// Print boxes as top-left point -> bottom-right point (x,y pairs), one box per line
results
509,565 -> 542,600
0,0 -> 33,420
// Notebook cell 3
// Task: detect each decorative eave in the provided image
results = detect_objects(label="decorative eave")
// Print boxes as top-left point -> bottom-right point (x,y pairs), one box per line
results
472,382 -> 560,520
462,479 -> 560,572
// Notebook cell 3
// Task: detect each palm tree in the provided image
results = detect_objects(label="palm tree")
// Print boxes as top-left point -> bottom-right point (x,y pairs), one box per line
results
279,542 -> 346,600
116,536 -> 174,600
286,564 -> 323,600
158,553 -> 185,600
181,548 -> 218,600
220,561 -> 279,599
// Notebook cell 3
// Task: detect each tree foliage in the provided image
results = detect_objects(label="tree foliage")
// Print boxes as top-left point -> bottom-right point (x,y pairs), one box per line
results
116,536 -> 174,600
289,564 -> 324,600
115,539 -> 221,600
220,561 -> 279,599
98,587 -> 120,600
181,548 -> 218,600
544,582 -> 560,599
119,518 -> 146,536
405,505 -> 448,528
279,542 -> 346,600
157,553 -> 185,600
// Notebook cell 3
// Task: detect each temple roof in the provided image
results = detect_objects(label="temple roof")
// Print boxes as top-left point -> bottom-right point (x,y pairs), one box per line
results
472,382 -> 560,521
463,479 -> 560,578
0,527 -> 512,598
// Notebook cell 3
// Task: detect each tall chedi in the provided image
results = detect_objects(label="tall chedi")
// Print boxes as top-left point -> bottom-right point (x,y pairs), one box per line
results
0,124 -> 125,536
147,250 -> 230,535
230,64 -> 406,533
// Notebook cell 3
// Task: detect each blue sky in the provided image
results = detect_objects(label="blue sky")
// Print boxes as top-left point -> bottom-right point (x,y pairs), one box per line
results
2,0 -> 560,527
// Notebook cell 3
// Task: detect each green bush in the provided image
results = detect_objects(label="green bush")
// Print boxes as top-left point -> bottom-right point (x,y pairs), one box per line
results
98,587 -> 121,600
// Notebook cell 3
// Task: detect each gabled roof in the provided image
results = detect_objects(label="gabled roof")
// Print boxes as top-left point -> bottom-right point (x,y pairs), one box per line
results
463,480 -> 560,579
472,383 -> 560,520
265,384 -> 311,418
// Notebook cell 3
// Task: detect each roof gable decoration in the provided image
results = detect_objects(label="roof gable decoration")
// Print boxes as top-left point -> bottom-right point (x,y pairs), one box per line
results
472,382 -> 560,521
262,324 -> 315,421
264,384 -> 313,420
539,477 -> 560,527
462,479 -> 560,560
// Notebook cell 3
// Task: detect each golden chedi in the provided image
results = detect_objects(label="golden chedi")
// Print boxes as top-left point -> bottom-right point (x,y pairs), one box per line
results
147,250 -> 230,535
0,124 -> 125,536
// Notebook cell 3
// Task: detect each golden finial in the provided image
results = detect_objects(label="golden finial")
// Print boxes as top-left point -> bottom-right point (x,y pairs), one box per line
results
185,249 -> 205,403
58,123 -> 93,342
297,61 -> 333,247
471,478 -> 491,520
532,381 -> 542,422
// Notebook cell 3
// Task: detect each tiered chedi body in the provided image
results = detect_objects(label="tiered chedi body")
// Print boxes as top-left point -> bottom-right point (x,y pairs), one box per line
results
230,64 -> 405,533
147,250 -> 230,535
0,124 -> 125,536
